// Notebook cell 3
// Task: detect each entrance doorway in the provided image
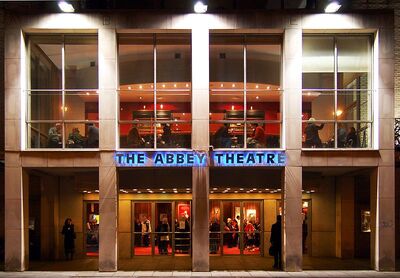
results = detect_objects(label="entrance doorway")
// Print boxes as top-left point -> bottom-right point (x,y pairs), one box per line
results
209,200 -> 263,256
132,201 -> 191,256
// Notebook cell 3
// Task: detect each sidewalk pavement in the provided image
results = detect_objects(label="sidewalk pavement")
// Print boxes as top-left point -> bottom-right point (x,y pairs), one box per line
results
0,271 -> 399,277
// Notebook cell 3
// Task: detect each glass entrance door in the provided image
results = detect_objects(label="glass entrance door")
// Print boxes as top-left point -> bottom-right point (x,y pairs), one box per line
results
132,201 -> 191,256
210,200 -> 263,256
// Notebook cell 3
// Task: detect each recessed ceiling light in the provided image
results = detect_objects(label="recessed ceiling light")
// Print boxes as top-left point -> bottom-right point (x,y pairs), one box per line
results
256,96 -> 259,99
58,1 -> 74,13
174,84 -> 177,88
162,191 -> 166,194
210,191 -> 214,193
325,1 -> 341,13
234,191 -> 238,193
240,188 -> 244,190
137,191 -> 141,194
194,1 -> 208,13
186,83 -> 189,87
162,84 -> 166,88
220,84 -> 224,88
232,84 -> 235,88
255,84 -> 259,89
160,188 -> 164,191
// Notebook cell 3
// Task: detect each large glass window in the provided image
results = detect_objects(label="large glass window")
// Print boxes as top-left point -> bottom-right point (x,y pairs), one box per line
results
118,34 -> 191,149
28,35 -> 99,149
302,35 -> 372,148
210,35 -> 282,149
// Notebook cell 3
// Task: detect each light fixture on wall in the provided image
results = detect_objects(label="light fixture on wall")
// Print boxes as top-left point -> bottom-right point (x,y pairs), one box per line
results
194,1 -> 207,13
58,1 -> 75,13
324,1 -> 341,13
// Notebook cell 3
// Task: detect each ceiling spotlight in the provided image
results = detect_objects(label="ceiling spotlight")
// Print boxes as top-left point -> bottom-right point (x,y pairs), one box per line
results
58,1 -> 75,13
325,1 -> 341,13
194,1 -> 208,13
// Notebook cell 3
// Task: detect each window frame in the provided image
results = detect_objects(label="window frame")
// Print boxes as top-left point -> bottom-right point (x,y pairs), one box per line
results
301,34 -> 374,149
209,34 -> 283,150
26,34 -> 99,150
117,33 -> 193,150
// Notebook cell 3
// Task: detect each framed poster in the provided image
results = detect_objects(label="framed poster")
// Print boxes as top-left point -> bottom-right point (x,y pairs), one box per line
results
361,210 -> 371,233
178,203 -> 190,219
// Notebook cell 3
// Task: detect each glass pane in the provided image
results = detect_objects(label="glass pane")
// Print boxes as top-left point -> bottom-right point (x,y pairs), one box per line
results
156,122 -> 191,148
85,202 -> 99,255
222,201 -> 241,255
337,122 -> 371,148
302,121 -> 335,148
210,88 -> 244,120
155,203 -> 172,255
337,90 -> 371,121
302,91 -> 335,121
118,35 -> 154,86
246,43 -> 281,89
243,201 -> 261,255
210,122 -> 244,149
120,89 -> 155,122
210,36 -> 244,83
29,91 -> 62,120
119,123 -> 154,148
302,36 -> 334,89
337,36 -> 371,90
28,122 -> 63,148
246,122 -> 281,148
133,203 -> 152,256
209,200 -> 221,255
64,91 -> 99,121
65,123 -> 98,148
156,89 -> 191,120
175,201 -> 191,255
156,34 -> 191,83
29,36 -> 62,89
65,35 -> 98,89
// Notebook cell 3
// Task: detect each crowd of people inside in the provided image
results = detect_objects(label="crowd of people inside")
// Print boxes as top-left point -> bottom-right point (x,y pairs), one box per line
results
209,216 -> 262,254
47,123 -> 99,148
304,118 -> 361,148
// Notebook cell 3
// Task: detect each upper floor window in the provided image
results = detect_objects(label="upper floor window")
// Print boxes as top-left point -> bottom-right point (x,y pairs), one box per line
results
302,35 -> 373,149
209,35 -> 282,149
118,34 -> 192,149
27,35 -> 99,149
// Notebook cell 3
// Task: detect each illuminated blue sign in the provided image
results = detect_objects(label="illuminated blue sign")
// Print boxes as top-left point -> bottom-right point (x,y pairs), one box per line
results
115,151 -> 207,167
212,151 -> 285,167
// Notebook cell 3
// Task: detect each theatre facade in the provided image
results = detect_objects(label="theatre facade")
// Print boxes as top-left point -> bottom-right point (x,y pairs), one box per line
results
3,9 -> 396,272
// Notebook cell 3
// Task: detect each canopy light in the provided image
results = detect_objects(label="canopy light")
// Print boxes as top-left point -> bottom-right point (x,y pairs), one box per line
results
194,1 -> 207,13
324,2 -> 341,13
58,1 -> 75,13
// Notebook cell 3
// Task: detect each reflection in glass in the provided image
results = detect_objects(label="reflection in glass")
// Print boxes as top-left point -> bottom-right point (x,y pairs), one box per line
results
65,35 -> 98,89
302,36 -> 334,89
337,36 -> 371,90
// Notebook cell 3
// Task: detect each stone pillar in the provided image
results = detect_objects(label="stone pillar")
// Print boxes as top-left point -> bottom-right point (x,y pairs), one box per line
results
98,26 -> 118,271
369,26 -> 396,271
191,21 -> 209,271
5,159 -> 29,271
99,152 -> 118,271
282,24 -> 303,271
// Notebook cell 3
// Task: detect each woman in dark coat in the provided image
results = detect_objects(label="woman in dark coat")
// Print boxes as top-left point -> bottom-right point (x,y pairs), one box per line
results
62,218 -> 76,260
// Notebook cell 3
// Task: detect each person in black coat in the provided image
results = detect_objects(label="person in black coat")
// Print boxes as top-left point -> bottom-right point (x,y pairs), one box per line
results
305,118 -> 324,148
61,218 -> 76,260
270,215 -> 282,269
346,127 -> 359,147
